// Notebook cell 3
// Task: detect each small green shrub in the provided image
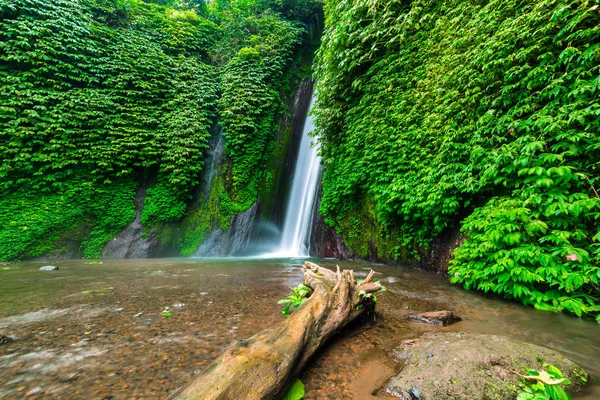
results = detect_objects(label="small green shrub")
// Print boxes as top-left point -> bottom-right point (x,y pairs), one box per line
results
141,179 -> 188,226
517,361 -> 572,400
278,283 -> 312,316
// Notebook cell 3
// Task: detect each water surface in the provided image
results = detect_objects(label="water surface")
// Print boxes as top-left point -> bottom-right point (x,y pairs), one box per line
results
1,258 -> 599,399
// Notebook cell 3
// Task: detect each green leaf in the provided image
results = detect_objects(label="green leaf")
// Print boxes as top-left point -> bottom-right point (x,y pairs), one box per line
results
282,303 -> 292,316
545,384 -> 571,400
282,379 -> 305,400
517,392 -> 534,400
547,364 -> 564,379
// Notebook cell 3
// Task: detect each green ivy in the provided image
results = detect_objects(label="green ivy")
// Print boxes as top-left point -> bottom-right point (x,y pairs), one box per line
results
0,177 -> 136,261
218,12 -> 304,207
0,0 -> 319,259
314,0 -> 600,319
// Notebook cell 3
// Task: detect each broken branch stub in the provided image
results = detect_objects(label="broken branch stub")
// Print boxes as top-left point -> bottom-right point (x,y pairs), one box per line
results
175,261 -> 384,400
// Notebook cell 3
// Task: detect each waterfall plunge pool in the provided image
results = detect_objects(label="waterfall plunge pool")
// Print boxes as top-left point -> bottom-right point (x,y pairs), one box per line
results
1,258 -> 599,399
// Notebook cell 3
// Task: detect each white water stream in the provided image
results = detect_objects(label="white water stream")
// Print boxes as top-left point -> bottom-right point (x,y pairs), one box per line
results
273,95 -> 321,257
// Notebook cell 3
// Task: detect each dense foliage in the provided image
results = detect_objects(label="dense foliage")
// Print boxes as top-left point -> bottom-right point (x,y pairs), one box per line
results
217,12 -> 303,209
0,0 -> 318,260
314,0 -> 600,320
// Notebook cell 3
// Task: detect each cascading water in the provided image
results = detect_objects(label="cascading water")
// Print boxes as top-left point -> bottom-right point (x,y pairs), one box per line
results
275,95 -> 321,257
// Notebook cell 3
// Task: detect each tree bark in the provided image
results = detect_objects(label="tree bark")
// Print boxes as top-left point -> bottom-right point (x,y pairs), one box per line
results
174,261 -> 384,400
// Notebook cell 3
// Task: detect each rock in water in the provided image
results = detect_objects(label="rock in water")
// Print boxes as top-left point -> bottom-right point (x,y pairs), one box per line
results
39,265 -> 59,271
59,372 -> 80,382
407,310 -> 461,326
386,332 -> 589,400
0,335 -> 15,345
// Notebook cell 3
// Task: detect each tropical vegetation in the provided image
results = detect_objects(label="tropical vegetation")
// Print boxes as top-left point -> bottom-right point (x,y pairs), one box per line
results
0,0 -> 320,260
313,0 -> 600,320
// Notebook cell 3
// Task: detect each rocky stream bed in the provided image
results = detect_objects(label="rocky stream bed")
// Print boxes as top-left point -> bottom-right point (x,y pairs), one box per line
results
1,258 -> 599,399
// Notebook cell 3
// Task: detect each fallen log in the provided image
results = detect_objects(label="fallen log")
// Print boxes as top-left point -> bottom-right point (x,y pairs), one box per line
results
175,261 -> 384,400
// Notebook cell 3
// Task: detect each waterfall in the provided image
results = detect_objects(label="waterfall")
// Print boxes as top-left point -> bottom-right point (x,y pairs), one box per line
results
191,83 -> 321,259
276,96 -> 321,257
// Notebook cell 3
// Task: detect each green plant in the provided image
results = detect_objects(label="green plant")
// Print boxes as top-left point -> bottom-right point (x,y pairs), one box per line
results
356,290 -> 377,308
0,0 -> 317,261
162,306 -> 173,318
516,361 -> 572,400
282,378 -> 305,400
278,283 -> 312,316
218,13 -> 303,207
313,0 -> 600,319
355,280 -> 386,311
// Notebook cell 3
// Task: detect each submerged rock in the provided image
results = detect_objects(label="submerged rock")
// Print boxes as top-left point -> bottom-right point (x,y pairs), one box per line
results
39,265 -> 59,271
59,372 -> 80,382
407,310 -> 461,326
386,332 -> 588,400
0,335 -> 15,345
24,387 -> 42,397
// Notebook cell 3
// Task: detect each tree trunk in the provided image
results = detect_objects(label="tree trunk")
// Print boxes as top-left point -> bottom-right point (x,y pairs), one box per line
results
174,261 -> 384,400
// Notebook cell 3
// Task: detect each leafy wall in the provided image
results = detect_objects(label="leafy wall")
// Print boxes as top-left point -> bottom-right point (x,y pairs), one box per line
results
0,0 -> 321,260
314,0 -> 600,320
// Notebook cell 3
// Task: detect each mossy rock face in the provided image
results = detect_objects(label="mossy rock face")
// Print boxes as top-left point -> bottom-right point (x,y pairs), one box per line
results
386,332 -> 589,400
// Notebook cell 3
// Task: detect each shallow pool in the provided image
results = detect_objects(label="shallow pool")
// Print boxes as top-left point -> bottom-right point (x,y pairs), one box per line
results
1,258 -> 598,399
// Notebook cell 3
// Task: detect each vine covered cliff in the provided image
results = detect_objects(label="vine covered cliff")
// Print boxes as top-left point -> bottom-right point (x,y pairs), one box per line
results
313,0 -> 600,319
0,0 -> 321,260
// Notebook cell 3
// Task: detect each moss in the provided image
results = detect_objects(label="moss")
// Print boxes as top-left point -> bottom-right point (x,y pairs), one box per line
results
0,178 -> 136,261
179,172 -> 228,256
155,223 -> 180,250
39,218 -> 94,259
258,123 -> 293,214
336,195 -> 416,262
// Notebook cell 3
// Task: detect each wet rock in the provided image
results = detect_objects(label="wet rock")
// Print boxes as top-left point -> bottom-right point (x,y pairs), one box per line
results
407,386 -> 420,399
39,265 -> 59,271
0,334 -> 15,344
309,184 -> 354,259
407,310 -> 461,326
193,202 -> 259,257
386,332 -> 589,400
59,372 -> 79,382
25,387 -> 42,397
7,377 -> 24,385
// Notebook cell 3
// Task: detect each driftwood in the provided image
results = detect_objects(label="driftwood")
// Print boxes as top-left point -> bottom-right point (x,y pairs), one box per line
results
175,261 -> 384,400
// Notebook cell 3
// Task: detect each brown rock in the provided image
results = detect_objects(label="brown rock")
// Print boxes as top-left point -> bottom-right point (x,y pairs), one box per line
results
59,372 -> 80,383
407,310 -> 461,326
0,334 -> 15,345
